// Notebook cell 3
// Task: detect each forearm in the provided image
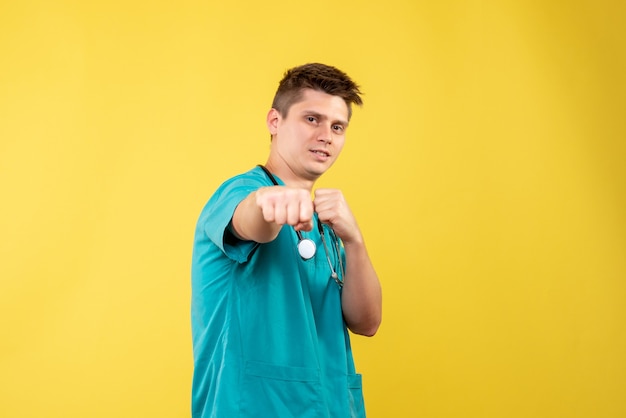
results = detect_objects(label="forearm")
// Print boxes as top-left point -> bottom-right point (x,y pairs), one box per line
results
341,239 -> 382,336
231,190 -> 282,243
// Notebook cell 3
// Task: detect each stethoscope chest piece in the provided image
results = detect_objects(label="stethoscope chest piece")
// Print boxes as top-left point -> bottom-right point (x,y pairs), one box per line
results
297,238 -> 317,260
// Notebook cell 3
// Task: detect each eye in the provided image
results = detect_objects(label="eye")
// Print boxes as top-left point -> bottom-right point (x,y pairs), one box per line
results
332,124 -> 345,133
306,116 -> 317,124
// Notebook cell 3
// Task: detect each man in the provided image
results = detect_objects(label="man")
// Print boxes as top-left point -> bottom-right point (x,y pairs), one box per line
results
191,63 -> 382,417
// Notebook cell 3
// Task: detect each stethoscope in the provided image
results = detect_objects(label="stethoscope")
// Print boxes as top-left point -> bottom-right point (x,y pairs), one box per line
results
258,165 -> 345,287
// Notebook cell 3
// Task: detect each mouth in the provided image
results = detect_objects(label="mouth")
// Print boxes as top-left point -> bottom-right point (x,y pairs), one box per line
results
310,149 -> 331,158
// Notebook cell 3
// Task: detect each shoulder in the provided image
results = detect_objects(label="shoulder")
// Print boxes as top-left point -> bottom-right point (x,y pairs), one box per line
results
216,166 -> 272,193
202,166 -> 273,212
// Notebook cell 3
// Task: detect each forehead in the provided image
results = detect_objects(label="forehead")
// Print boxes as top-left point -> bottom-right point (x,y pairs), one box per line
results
289,89 -> 349,120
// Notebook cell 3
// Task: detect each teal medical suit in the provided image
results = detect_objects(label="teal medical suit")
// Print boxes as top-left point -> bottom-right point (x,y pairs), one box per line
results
191,166 -> 366,417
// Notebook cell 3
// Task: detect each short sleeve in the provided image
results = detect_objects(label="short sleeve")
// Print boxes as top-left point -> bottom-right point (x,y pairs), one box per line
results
197,168 -> 272,263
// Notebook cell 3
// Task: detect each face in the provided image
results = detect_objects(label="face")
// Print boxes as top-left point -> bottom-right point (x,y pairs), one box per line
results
267,88 -> 350,182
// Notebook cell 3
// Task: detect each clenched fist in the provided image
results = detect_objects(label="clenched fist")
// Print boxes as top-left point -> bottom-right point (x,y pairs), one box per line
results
255,186 -> 315,232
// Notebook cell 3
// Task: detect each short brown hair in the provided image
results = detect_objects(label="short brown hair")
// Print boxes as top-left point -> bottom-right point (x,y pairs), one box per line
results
271,63 -> 363,120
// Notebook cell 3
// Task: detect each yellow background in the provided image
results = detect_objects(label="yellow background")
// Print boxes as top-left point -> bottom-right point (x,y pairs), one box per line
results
1,1 -> 625,417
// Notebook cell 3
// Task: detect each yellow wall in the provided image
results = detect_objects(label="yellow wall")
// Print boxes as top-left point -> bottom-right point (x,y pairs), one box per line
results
1,1 -> 625,417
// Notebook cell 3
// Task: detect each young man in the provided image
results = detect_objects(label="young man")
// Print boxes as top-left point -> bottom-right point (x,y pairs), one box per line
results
191,63 -> 382,417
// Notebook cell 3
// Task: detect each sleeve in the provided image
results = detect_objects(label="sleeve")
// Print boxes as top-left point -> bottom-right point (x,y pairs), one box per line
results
198,171 -> 267,263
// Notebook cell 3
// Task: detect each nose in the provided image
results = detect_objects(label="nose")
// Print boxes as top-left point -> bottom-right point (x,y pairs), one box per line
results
317,124 -> 333,144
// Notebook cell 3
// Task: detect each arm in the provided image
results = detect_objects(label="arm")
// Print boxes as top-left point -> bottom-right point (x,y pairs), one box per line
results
341,235 -> 383,336
314,189 -> 382,336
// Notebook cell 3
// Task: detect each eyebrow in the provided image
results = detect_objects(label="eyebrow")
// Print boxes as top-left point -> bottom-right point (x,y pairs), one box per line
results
302,110 -> 349,127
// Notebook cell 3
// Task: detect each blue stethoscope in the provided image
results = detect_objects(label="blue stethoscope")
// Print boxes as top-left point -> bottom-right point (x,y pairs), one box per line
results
258,165 -> 345,287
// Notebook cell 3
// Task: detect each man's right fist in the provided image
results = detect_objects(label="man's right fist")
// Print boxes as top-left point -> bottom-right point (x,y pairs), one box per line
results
255,186 -> 314,231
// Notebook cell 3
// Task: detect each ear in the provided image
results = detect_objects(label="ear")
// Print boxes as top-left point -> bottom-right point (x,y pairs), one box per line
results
266,108 -> 280,136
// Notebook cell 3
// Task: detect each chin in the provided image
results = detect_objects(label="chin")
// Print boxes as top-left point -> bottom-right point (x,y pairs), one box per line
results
303,168 -> 325,180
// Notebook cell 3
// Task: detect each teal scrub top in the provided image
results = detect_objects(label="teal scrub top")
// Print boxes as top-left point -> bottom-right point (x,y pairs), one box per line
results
191,166 -> 366,418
